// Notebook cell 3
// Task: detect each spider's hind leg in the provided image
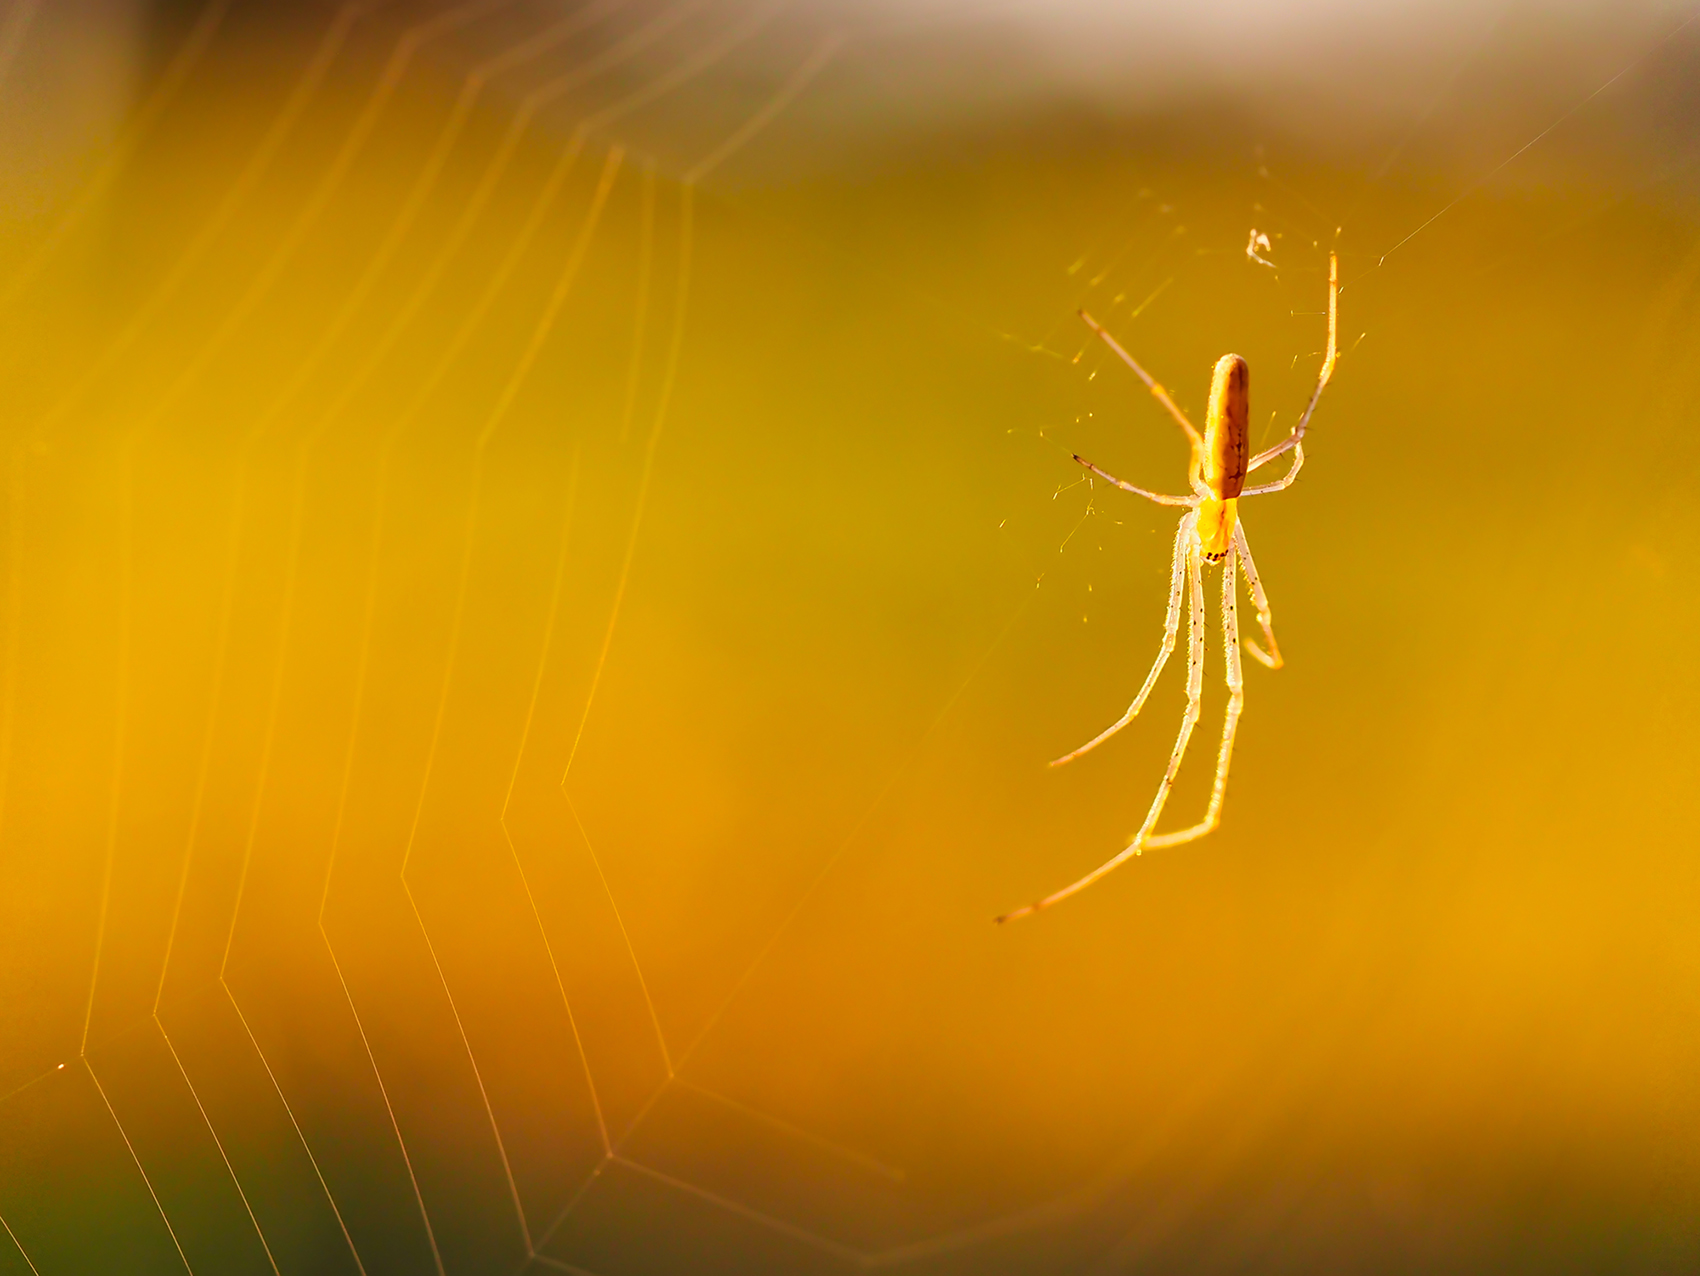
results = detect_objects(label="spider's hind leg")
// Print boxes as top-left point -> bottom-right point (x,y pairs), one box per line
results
1143,543 -> 1244,850
1233,521 -> 1282,670
996,536 -> 1207,923
1050,510 -> 1194,767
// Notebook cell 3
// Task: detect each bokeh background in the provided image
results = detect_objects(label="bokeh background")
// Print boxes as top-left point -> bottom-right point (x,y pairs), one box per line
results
2,0 -> 1699,1271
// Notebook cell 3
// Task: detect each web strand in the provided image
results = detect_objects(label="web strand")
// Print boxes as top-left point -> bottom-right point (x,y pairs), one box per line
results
323,7 -> 794,1269
153,1031 -> 282,1275
500,449 -> 615,1155
25,0 -> 375,448
0,456 -> 21,847
130,7 -> 544,1270
562,791 -> 675,1080
618,159 -> 656,443
0,2 -> 1331,1269
558,5 -> 811,786
81,1062 -> 192,1274
79,445 -> 130,1059
398,143 -> 625,1259
0,1211 -> 41,1276
1364,5 -> 1700,275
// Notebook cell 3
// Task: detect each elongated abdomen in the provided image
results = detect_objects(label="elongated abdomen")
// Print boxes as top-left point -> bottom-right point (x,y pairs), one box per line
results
1205,353 -> 1249,500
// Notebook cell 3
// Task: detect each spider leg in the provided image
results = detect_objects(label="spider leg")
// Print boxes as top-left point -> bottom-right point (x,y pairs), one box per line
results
1143,543 -> 1244,849
1241,442 -> 1303,496
1233,520 -> 1282,670
1050,511 -> 1194,767
1078,309 -> 1206,492
1247,252 -> 1337,474
997,536 -> 1206,923
1073,455 -> 1196,508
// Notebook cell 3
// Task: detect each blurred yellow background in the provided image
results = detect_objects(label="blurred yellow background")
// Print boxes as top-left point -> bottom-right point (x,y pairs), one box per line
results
2,1 -> 1699,1271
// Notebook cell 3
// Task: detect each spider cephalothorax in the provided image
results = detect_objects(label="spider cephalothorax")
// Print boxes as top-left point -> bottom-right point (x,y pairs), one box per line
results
997,253 -> 1339,923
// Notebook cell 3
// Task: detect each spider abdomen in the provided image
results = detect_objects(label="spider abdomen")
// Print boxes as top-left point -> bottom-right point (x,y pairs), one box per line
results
1205,353 -> 1249,501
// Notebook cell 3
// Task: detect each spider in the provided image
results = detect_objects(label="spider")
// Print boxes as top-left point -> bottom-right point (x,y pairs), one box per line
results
997,252 -> 1338,923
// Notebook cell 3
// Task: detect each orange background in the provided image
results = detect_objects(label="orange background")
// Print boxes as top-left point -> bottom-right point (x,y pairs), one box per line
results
2,2 -> 1698,1272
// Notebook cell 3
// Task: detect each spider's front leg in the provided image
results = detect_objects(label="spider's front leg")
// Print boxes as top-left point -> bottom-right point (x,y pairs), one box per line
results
1072,455 -> 1195,508
1241,443 -> 1303,495
1077,309 -> 1205,476
1245,251 -> 1338,483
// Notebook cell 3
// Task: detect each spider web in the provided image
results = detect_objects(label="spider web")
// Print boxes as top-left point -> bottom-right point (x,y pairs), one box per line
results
2,1 -> 1700,1273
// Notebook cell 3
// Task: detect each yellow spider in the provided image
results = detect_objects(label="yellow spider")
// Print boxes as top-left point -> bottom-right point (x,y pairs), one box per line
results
999,253 -> 1338,923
